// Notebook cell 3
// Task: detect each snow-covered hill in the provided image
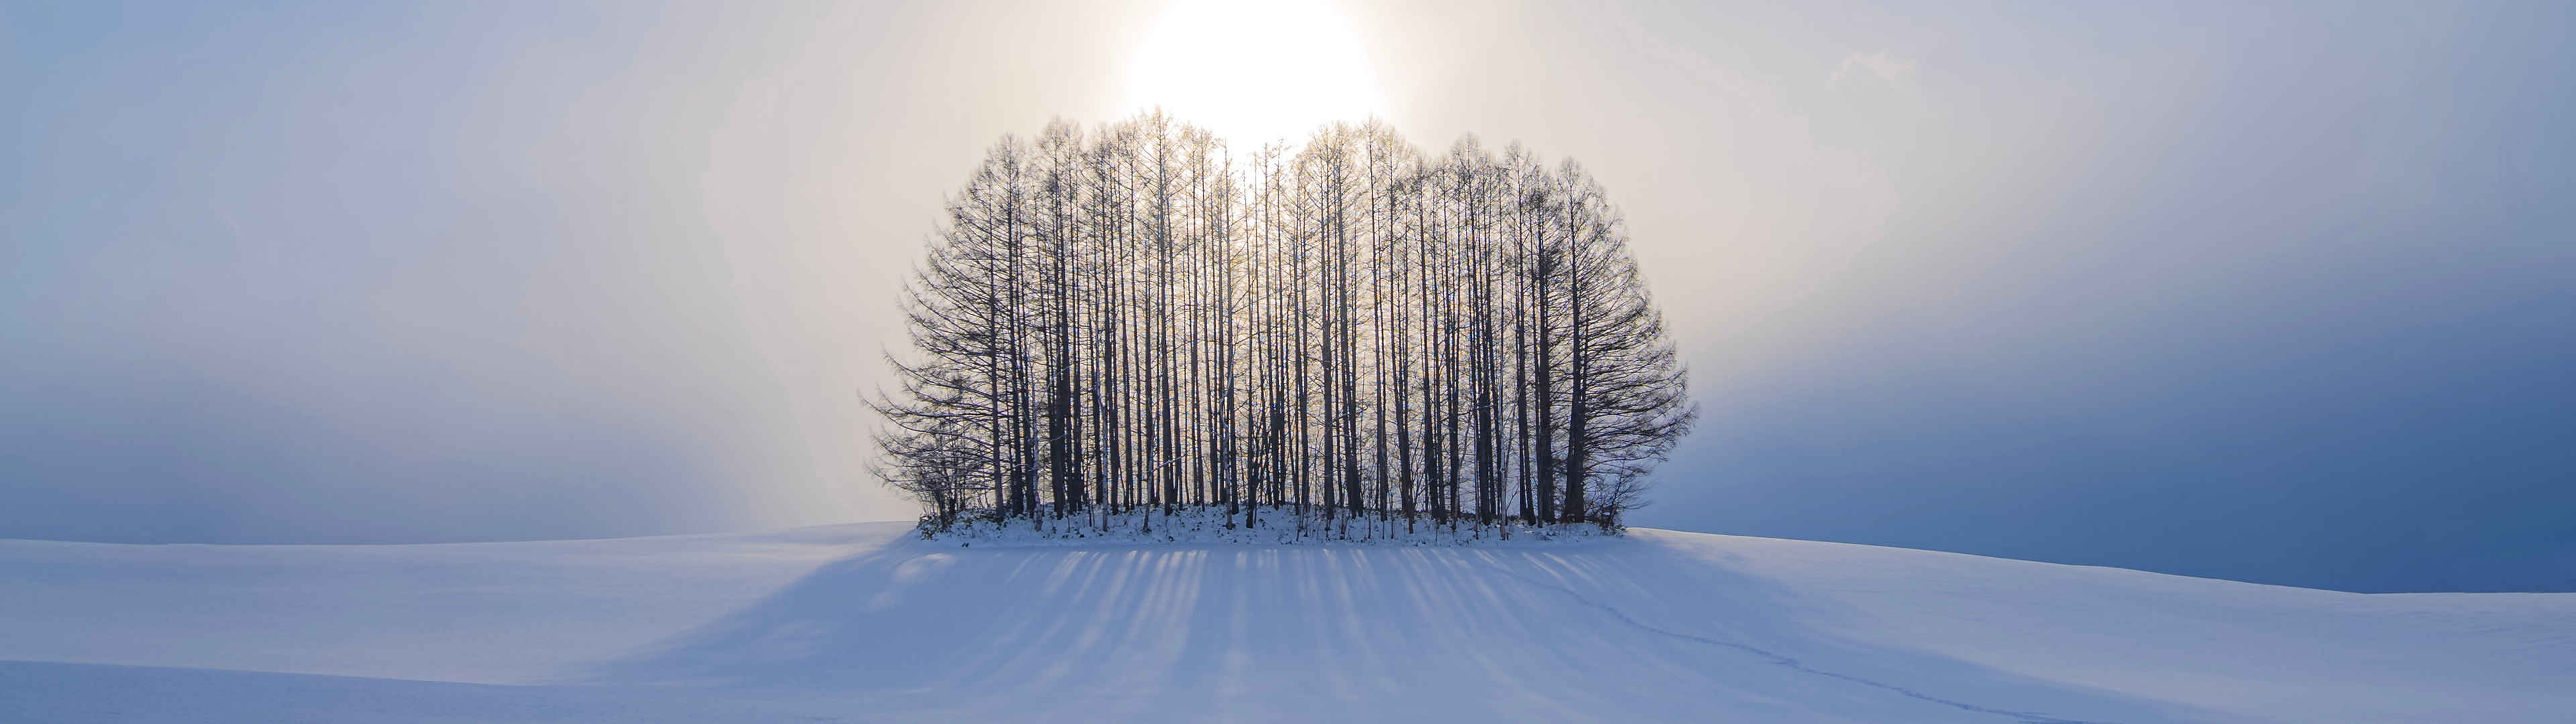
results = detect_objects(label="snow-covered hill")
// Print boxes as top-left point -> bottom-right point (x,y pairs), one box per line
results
2,523 -> 2567,723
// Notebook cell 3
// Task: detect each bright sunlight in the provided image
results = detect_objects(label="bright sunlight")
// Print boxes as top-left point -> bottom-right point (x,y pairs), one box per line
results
1122,0 -> 1387,146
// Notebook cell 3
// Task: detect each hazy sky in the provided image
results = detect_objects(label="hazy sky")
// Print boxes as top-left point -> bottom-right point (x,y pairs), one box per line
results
6,1 -> 2569,592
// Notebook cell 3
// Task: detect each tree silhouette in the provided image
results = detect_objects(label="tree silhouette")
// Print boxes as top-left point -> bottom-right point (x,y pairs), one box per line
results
873,113 -> 1696,536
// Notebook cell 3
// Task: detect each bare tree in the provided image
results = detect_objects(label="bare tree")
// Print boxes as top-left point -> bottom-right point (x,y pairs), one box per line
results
874,115 -> 1695,535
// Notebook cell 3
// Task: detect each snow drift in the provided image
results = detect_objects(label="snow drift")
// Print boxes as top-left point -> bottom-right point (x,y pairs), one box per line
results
3,523 -> 2568,723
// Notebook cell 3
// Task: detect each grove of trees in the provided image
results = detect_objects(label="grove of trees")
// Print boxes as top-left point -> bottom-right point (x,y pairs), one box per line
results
873,113 -> 1695,538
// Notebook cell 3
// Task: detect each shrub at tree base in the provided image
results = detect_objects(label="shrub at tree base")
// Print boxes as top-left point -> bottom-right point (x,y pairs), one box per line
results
920,506 -> 1621,546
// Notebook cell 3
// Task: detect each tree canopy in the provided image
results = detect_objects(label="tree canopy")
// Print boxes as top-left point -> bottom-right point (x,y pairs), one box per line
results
873,114 -> 1695,538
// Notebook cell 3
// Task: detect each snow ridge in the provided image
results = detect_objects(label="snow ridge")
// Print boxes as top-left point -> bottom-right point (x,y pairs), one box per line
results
1479,555 -> 2097,724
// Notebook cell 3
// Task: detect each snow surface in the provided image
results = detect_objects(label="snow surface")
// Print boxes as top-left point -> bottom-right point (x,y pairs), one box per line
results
3,522 -> 2569,723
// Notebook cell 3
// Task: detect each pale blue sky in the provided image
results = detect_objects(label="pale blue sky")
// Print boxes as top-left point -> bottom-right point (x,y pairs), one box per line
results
5,1 -> 2569,591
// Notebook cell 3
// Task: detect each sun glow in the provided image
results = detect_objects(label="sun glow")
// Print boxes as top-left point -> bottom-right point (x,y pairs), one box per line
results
1123,0 -> 1387,147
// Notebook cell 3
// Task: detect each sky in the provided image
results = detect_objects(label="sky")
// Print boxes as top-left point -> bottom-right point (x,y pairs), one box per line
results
5,0 -> 2569,592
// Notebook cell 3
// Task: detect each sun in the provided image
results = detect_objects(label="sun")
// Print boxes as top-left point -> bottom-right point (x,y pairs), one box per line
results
1122,0 -> 1387,147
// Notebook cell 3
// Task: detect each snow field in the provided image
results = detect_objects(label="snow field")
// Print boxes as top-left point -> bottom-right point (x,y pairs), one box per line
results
3,522 -> 2569,722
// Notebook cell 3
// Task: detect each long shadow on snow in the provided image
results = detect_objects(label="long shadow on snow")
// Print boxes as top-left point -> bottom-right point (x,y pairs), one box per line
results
587,531 -> 2208,723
